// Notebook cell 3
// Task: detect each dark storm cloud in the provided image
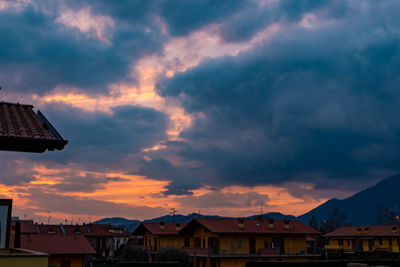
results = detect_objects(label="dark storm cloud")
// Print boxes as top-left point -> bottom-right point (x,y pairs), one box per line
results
36,104 -> 168,165
0,157 -> 38,186
52,174 -> 112,193
0,2 -> 165,94
177,191 -> 269,209
152,0 -> 400,193
27,188 -> 167,218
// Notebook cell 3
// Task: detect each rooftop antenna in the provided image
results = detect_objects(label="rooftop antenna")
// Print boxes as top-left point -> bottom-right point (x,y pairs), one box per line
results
48,211 -> 51,225
170,208 -> 178,222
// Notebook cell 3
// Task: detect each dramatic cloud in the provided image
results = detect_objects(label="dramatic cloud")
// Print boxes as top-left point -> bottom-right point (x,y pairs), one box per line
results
26,188 -> 167,220
153,0 -> 400,193
38,104 -> 168,165
0,158 -> 38,186
0,1 -> 165,94
176,191 -> 269,209
3,0 -> 400,220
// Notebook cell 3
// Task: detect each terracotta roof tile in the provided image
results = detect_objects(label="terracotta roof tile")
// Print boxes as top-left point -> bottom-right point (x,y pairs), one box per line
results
190,218 -> 320,235
135,222 -> 186,235
20,234 -> 96,255
17,221 -> 128,237
0,102 -> 67,152
325,225 -> 400,237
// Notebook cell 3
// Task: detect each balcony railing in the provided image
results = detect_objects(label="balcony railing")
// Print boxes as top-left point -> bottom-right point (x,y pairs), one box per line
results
182,247 -> 306,257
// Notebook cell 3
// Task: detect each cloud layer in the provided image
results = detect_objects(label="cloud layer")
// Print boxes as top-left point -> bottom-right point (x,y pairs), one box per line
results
2,0 -> 400,220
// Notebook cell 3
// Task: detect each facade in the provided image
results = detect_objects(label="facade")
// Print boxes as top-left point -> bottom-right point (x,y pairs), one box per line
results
0,248 -> 48,267
64,223 -> 130,258
133,218 -> 320,267
324,225 -> 400,254
134,222 -> 186,251
11,220 -> 96,267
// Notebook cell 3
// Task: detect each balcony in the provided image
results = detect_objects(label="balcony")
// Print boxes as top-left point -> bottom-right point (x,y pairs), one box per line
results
258,248 -> 280,256
183,247 -> 309,258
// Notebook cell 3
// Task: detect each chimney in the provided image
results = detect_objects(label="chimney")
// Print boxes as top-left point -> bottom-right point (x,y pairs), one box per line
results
283,220 -> 290,230
176,223 -> 181,231
160,221 -> 165,230
238,218 -> 245,229
268,219 -> 274,230
14,221 -> 21,248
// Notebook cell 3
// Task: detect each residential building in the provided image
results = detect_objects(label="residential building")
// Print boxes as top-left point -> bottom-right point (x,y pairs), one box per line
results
133,218 -> 320,267
134,222 -> 186,251
324,225 -> 400,254
62,223 -> 130,258
11,220 -> 96,267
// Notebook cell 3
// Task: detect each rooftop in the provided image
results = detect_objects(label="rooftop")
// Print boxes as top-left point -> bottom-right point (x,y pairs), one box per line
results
186,218 -> 321,235
325,225 -> 400,237
0,102 -> 67,152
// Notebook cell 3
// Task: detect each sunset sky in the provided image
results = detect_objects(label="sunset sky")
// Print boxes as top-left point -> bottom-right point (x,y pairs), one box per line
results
1,0 -> 400,223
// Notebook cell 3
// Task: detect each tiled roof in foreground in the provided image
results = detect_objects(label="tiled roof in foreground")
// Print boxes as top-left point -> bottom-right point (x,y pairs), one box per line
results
20,234 -> 95,255
0,102 -> 67,152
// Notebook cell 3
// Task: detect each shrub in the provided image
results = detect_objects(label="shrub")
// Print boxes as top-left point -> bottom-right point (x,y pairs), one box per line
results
122,244 -> 149,262
116,262 -> 182,267
154,247 -> 189,266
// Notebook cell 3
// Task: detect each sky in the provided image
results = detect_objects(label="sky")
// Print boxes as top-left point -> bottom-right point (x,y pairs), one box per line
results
1,0 -> 400,223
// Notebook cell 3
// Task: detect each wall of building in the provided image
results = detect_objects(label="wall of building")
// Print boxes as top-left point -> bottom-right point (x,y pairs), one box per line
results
48,255 -> 85,267
0,256 -> 48,267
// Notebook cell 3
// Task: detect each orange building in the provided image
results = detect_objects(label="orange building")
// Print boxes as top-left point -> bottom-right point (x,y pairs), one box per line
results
324,225 -> 400,254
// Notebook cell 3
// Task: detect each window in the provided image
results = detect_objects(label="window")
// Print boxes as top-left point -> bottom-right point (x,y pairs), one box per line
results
184,238 -> 190,247
379,238 -> 383,246
237,239 -> 242,249
264,240 -> 269,248
347,240 -> 350,246
195,237 -> 201,248
338,239 -> 343,246
389,238 -> 393,246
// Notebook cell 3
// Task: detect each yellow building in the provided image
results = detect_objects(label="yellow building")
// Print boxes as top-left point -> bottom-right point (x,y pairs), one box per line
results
181,218 -> 320,267
0,248 -> 48,267
134,218 -> 320,267
324,225 -> 400,254
134,222 -> 186,251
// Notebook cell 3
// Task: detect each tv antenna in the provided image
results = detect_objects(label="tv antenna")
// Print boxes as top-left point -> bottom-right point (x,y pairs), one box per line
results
170,208 -> 178,222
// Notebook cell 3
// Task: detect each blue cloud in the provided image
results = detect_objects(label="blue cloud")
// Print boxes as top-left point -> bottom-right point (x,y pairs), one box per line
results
152,1 -> 400,193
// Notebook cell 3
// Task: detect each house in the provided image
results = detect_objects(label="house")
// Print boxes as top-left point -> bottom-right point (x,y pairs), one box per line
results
324,225 -> 400,254
11,220 -> 96,267
0,101 -> 68,153
62,223 -> 130,258
133,218 -> 320,267
133,222 -> 186,251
